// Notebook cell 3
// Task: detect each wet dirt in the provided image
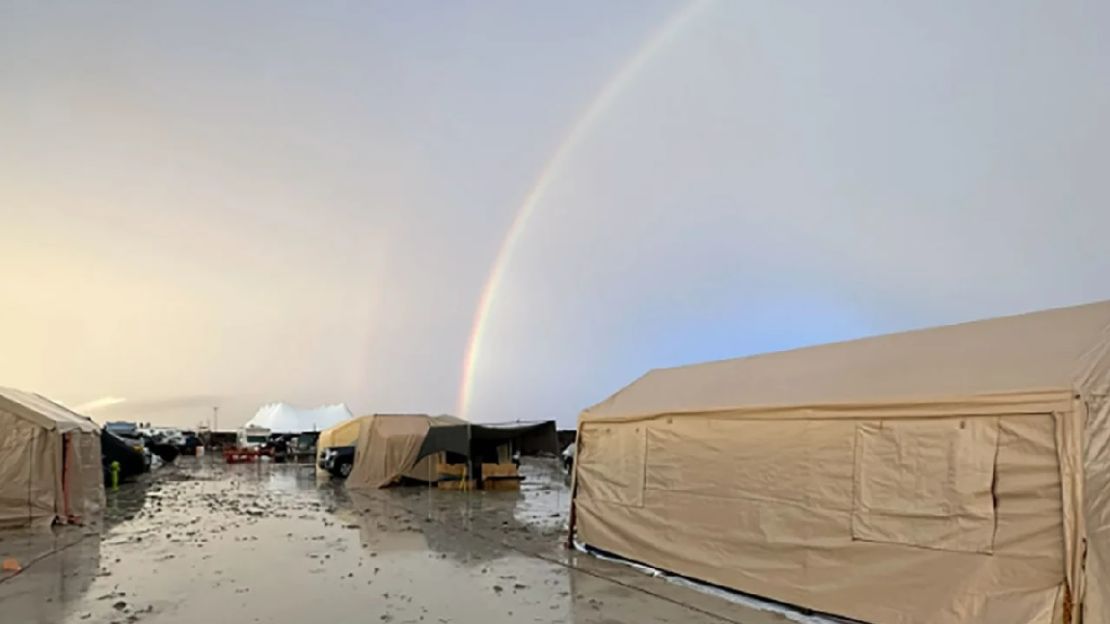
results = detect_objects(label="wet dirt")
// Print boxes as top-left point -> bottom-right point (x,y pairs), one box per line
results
0,458 -> 795,624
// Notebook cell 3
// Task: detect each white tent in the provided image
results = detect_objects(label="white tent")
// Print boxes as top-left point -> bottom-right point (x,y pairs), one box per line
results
0,387 -> 104,528
244,403 -> 352,433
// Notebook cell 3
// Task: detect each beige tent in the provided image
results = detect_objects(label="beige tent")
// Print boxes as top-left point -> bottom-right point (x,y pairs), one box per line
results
0,387 -> 104,529
346,414 -> 464,489
315,415 -> 369,476
572,300 -> 1110,624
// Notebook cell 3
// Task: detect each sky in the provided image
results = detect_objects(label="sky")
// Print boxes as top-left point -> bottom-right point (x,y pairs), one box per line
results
2,1 -> 1109,430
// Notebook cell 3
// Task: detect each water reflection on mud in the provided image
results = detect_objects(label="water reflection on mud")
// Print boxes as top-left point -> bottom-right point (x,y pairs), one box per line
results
0,457 -> 793,624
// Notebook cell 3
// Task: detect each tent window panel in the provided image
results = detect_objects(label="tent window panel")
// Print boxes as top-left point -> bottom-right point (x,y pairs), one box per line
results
852,417 -> 999,554
645,419 -> 855,510
577,424 -> 646,507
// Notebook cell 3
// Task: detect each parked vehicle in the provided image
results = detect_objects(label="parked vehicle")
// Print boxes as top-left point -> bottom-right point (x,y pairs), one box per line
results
105,420 -> 180,464
147,439 -> 179,463
292,432 -> 320,461
142,427 -> 182,463
105,422 -> 153,472
261,434 -> 292,463
105,421 -> 140,437
149,426 -> 186,448
101,430 -> 149,482
179,430 -> 202,455
318,445 -> 355,478
238,426 -> 270,450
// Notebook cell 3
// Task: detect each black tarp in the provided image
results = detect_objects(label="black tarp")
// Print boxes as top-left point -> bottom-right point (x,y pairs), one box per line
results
415,420 -> 559,463
100,430 -> 147,481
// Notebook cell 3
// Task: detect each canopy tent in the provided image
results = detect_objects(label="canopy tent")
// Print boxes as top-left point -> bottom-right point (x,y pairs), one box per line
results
346,414 -> 464,489
572,300 -> 1110,624
244,403 -> 352,434
0,387 -> 104,529
415,420 -> 560,463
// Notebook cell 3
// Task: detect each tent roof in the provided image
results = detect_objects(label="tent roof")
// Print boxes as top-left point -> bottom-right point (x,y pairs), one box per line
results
245,403 -> 352,433
360,413 -> 465,427
0,387 -> 100,433
584,300 -> 1110,421
318,415 -> 367,437
416,420 -> 559,460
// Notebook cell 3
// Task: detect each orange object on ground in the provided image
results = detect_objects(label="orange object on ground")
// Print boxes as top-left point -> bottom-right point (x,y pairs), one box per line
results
2,558 -> 22,572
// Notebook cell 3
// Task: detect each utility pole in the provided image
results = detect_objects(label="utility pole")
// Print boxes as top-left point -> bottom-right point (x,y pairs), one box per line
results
212,406 -> 219,432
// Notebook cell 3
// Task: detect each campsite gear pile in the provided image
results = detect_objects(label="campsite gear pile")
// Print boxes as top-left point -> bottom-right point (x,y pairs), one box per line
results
329,414 -> 559,490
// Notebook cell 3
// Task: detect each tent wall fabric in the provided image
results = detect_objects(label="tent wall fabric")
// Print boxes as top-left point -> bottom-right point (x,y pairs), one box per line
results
0,409 -> 56,528
346,414 -> 464,489
0,387 -> 104,529
245,403 -> 352,434
1086,394 -> 1110,623
572,300 -> 1110,624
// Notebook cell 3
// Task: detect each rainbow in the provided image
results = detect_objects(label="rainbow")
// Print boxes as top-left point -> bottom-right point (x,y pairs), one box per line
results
456,0 -> 713,419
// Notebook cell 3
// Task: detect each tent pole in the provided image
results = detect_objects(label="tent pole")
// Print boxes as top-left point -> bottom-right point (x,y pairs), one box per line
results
466,422 -> 472,529
426,436 -> 434,522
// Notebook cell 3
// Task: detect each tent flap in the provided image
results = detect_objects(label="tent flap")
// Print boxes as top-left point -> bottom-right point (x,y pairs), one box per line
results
851,417 -> 999,554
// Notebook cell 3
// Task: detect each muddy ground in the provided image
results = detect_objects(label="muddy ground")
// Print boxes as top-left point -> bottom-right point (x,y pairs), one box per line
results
0,458 -> 811,624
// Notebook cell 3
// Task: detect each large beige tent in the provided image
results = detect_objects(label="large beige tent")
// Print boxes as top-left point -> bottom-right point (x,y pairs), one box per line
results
572,300 -> 1110,624
0,387 -> 104,529
346,414 -> 464,489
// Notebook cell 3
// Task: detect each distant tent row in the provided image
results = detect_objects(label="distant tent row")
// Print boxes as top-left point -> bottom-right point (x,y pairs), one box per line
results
571,300 -> 1110,624
245,402 -> 352,433
0,387 -> 104,529
322,414 -> 559,489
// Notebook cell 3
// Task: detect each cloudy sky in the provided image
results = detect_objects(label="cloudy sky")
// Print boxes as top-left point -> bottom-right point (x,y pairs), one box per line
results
2,1 -> 1109,429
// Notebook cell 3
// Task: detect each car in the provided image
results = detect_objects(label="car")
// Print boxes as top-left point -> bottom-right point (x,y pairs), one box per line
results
178,430 -> 202,455
105,420 -> 140,437
260,434 -> 293,463
101,430 -> 149,482
318,445 -> 355,478
149,426 -> 186,448
147,439 -> 180,463
106,429 -> 152,472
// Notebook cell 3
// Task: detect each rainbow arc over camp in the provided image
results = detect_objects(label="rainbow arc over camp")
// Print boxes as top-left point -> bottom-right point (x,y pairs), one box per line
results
455,0 -> 713,419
